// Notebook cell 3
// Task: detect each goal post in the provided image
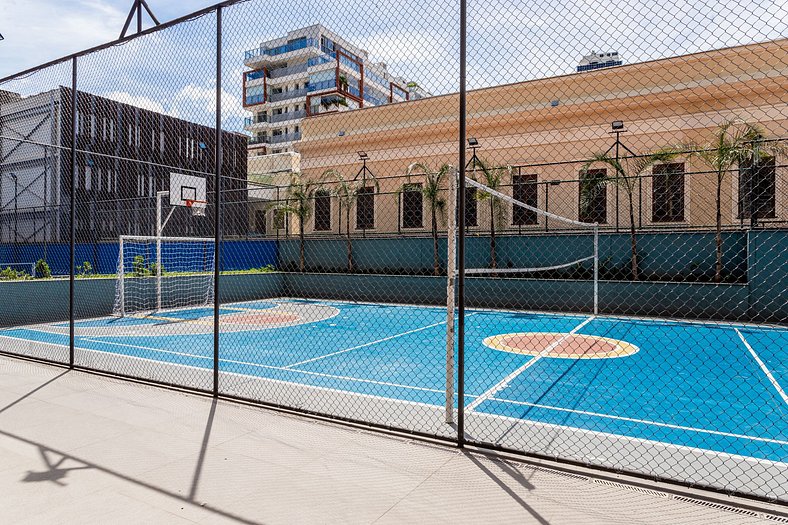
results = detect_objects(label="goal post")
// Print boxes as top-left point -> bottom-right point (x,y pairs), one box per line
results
114,235 -> 215,317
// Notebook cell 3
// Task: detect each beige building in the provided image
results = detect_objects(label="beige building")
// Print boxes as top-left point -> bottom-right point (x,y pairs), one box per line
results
266,39 -> 787,237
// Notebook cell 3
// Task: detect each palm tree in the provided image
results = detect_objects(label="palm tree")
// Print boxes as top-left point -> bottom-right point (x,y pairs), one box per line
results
471,158 -> 509,269
281,173 -> 318,272
321,168 -> 361,273
581,147 -> 685,280
405,162 -> 451,276
693,120 -> 785,282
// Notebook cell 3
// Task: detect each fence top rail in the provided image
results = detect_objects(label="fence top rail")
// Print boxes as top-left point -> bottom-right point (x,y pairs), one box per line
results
0,0 -> 247,85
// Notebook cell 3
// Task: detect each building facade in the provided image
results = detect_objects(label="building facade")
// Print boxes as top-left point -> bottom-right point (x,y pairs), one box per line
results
242,25 -> 428,156
0,87 -> 248,243
576,51 -> 623,72
280,39 -> 787,238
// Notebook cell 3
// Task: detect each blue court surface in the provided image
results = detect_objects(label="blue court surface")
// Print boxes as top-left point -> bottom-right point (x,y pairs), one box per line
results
2,298 -> 786,462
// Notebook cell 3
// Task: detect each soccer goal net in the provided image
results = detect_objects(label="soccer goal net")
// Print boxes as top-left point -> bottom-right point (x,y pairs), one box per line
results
113,235 -> 215,317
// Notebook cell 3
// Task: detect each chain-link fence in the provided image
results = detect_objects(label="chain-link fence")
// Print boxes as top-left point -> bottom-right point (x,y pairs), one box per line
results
1,0 -> 786,503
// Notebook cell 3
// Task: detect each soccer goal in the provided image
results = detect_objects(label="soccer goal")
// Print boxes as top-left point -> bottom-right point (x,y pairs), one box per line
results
113,173 -> 213,317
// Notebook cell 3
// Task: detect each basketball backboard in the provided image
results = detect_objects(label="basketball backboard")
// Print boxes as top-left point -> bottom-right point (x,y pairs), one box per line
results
169,173 -> 206,209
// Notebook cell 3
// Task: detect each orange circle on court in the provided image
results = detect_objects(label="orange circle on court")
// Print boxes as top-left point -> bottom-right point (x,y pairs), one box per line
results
484,332 -> 638,359
222,312 -> 300,326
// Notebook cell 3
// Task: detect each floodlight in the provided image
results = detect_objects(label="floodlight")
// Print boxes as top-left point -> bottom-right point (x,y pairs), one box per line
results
467,137 -> 479,147
358,151 -> 368,160
611,120 -> 624,131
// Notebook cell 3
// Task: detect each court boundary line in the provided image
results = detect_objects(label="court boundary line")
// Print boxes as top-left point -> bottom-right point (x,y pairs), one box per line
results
289,296 -> 787,331
0,333 -> 454,397
282,313 -> 479,369
480,396 -> 788,447
0,335 -> 782,454
466,316 -> 596,411
735,328 -> 788,407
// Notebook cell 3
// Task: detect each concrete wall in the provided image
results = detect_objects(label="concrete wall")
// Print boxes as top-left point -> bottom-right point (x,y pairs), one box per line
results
278,231 -> 749,281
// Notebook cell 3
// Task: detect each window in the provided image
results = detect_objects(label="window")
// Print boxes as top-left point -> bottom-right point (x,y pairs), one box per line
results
356,186 -> 375,229
512,173 -> 538,225
402,183 -> 423,229
579,168 -> 607,223
314,189 -> 331,231
254,209 -> 266,233
652,163 -> 685,222
738,156 -> 776,221
464,187 -> 478,227
273,209 -> 286,230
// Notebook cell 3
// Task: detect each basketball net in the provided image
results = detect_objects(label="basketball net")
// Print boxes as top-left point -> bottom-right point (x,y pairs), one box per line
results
186,200 -> 207,217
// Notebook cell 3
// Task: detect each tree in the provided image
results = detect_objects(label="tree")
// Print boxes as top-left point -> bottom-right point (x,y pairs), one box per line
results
693,120 -> 785,282
321,169 -> 359,272
405,162 -> 452,276
470,158 -> 509,269
281,173 -> 318,272
581,147 -> 684,280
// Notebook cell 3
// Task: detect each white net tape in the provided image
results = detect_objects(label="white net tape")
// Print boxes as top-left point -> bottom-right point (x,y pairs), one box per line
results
459,176 -> 599,314
114,236 -> 215,317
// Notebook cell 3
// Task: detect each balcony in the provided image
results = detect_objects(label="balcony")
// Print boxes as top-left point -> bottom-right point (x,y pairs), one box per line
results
244,94 -> 265,106
246,69 -> 266,81
269,132 -> 301,144
268,62 -> 309,79
243,114 -> 270,127
244,38 -> 319,64
268,87 -> 309,103
270,109 -> 306,123
247,132 -> 302,145
307,79 -> 337,93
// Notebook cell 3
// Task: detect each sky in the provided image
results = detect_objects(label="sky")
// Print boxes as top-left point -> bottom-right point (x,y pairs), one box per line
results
1,0 -> 786,133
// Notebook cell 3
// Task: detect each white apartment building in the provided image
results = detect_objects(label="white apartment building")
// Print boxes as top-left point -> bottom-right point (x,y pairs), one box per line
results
242,25 -> 428,156
576,51 -> 623,72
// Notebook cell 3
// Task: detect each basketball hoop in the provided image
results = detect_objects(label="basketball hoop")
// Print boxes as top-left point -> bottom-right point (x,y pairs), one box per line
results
186,200 -> 207,217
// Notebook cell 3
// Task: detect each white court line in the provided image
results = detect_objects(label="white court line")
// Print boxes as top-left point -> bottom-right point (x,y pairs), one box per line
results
72,336 -> 446,394
282,313 -> 479,369
735,328 -> 788,407
466,316 -> 596,412
484,396 -> 788,447
2,334 -> 782,450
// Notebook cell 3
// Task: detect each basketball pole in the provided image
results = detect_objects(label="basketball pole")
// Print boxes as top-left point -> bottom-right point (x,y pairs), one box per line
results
445,167 -> 458,424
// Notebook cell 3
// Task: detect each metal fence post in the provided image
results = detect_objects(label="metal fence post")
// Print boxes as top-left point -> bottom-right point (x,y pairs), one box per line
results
213,6 -> 223,397
69,56 -> 77,369
457,0 -> 467,449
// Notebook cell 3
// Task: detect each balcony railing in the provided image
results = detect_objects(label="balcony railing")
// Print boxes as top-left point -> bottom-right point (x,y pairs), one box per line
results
307,55 -> 335,67
339,54 -> 361,74
243,114 -> 269,126
268,132 -> 301,144
244,94 -> 265,106
268,87 -> 309,102
308,79 -> 337,92
244,38 -> 318,61
268,62 -> 309,79
270,109 -> 306,123
246,69 -> 266,81
248,136 -> 267,145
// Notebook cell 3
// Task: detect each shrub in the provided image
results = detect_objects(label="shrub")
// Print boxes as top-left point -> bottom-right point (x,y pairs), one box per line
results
35,259 -> 52,279
77,261 -> 93,276
0,267 -> 32,281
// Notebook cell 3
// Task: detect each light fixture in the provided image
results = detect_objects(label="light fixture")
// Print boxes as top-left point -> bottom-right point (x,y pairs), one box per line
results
358,151 -> 368,160
467,137 -> 479,147
611,120 -> 624,131
338,130 -> 346,137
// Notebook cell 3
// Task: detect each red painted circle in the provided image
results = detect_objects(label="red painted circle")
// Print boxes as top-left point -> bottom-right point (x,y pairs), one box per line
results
484,332 -> 638,359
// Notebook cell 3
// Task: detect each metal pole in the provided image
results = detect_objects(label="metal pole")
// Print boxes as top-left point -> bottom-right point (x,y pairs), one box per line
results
118,237 -> 125,317
593,224 -> 599,315
445,168 -> 457,424
457,0 -> 467,448
69,57 -> 77,368
156,191 -> 162,311
614,132 -> 620,232
13,175 -> 18,244
213,6 -> 223,397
